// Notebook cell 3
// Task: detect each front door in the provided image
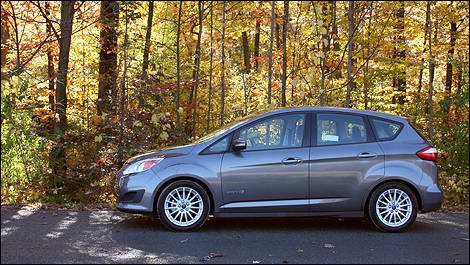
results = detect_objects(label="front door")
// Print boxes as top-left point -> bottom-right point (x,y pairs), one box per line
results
220,113 -> 310,213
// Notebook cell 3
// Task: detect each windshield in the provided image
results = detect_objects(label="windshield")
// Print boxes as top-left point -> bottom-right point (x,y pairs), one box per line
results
192,109 -> 272,144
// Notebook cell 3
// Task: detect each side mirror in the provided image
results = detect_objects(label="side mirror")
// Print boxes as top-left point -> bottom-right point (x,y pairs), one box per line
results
232,138 -> 247,152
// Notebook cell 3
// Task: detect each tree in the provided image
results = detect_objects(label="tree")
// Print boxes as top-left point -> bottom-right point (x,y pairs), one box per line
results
50,0 -> 75,175
140,1 -> 154,109
45,1 -> 54,112
392,2 -> 406,105
346,1 -> 355,108
206,1 -> 214,133
281,1 -> 289,107
176,1 -> 182,124
267,0 -> 275,106
192,1 -> 204,138
220,1 -> 226,126
97,1 -> 119,117
253,2 -> 261,72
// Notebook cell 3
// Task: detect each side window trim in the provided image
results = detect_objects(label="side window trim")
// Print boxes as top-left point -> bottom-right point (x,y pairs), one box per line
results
368,116 -> 404,142
312,111 -> 374,147
232,111 -> 309,152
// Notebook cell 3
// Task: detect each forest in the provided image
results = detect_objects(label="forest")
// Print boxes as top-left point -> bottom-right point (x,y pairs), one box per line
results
0,1 -> 468,210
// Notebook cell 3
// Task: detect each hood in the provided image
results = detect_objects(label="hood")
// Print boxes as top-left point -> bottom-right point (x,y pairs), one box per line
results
124,143 -> 196,165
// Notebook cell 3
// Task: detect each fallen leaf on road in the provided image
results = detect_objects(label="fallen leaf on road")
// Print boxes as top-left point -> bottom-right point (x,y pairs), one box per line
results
331,250 -> 336,254
210,253 -> 224,258
324,244 -> 335,249
296,249 -> 304,253
52,212 -> 58,216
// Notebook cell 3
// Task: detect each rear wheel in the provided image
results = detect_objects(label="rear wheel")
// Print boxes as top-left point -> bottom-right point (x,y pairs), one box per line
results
368,182 -> 418,232
157,180 -> 210,231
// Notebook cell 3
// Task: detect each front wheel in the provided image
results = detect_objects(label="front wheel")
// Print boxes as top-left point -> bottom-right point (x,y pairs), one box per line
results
368,182 -> 418,232
157,180 -> 210,231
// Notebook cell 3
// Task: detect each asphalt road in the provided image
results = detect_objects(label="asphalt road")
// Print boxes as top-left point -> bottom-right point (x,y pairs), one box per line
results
1,208 -> 468,264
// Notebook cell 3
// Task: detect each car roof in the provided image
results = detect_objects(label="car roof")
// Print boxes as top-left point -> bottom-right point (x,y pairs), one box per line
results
256,107 -> 408,123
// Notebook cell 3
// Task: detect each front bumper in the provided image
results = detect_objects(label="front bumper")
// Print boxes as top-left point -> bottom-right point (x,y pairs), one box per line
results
115,168 -> 161,214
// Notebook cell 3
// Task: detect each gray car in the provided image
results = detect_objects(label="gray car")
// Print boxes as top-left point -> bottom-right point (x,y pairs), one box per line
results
116,107 -> 442,232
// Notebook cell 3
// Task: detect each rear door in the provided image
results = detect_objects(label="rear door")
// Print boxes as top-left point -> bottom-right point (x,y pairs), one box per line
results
309,112 -> 384,212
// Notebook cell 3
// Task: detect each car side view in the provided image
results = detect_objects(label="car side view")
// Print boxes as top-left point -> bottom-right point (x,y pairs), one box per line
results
116,107 -> 442,232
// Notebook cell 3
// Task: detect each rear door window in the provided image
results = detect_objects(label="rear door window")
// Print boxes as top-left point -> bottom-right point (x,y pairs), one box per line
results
316,113 -> 367,145
371,118 -> 402,140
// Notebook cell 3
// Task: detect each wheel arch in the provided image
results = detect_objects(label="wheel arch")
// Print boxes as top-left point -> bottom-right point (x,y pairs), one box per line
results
153,176 -> 215,215
363,179 -> 423,216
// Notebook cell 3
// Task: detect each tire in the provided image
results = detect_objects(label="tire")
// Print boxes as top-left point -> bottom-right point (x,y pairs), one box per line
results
368,182 -> 418,232
157,180 -> 210,231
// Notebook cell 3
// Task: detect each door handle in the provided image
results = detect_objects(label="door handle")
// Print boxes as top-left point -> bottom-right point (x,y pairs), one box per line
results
357,152 -> 377,159
282,157 -> 302,165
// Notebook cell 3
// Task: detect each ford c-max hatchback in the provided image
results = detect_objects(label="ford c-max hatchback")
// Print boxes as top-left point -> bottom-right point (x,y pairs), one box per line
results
116,107 -> 442,232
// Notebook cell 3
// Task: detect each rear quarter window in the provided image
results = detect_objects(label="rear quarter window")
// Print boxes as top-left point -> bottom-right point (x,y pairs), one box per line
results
370,118 -> 403,141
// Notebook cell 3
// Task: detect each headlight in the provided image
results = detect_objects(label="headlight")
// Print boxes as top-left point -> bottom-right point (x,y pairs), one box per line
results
122,157 -> 164,175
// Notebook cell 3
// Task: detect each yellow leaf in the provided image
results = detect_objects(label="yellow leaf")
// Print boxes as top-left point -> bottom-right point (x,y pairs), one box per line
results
160,131 -> 169,141
94,134 -> 103,143
151,113 -> 159,124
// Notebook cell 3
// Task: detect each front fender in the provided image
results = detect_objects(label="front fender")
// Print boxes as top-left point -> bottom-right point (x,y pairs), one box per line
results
152,159 -> 223,212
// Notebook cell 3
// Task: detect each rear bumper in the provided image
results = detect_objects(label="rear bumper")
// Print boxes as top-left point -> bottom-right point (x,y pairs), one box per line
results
420,184 -> 442,213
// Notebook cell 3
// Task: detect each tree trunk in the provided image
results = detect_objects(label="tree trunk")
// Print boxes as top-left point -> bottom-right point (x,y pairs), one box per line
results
140,1 -> 154,109
51,0 -> 75,176
192,1 -> 204,139
281,1 -> 289,107
220,1 -> 226,126
97,1 -> 119,117
45,2 -> 55,112
417,1 -> 430,96
207,2 -> 214,133
445,13 -> 457,95
267,0 -> 275,106
0,7 -> 8,81
393,2 -> 406,105
346,1 -> 354,108
176,1 -> 182,124
253,5 -> 261,72
118,3 -> 129,164
428,1 -> 434,145
331,2 -> 341,79
241,31 -> 251,73
363,2 -> 373,110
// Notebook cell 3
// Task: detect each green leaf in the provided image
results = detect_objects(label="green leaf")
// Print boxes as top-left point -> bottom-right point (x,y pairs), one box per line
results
151,113 -> 159,124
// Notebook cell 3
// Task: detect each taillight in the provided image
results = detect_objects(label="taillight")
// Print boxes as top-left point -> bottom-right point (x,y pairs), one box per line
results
416,147 -> 438,161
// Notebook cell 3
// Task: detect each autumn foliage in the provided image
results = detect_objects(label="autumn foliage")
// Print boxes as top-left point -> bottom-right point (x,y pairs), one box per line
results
0,1 -> 468,210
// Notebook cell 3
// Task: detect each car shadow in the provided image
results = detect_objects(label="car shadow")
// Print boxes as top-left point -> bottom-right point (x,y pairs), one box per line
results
115,213 -> 376,233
